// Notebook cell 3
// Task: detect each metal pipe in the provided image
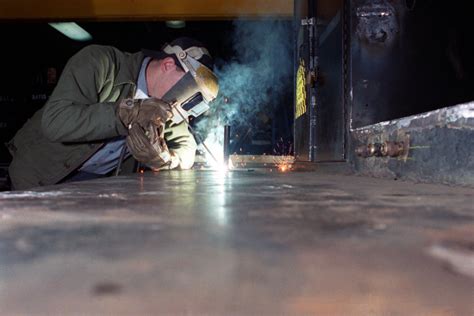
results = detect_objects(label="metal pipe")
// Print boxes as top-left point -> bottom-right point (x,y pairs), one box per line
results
224,125 -> 231,166
307,0 -> 318,161
356,141 -> 405,158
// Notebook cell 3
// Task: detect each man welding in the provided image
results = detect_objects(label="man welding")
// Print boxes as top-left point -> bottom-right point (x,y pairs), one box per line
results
6,37 -> 219,190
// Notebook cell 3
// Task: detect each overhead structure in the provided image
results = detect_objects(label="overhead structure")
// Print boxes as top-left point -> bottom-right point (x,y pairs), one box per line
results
0,0 -> 342,20
0,0 -> 292,20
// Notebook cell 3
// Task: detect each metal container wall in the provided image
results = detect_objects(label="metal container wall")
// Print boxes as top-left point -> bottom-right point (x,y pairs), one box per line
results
348,0 -> 474,128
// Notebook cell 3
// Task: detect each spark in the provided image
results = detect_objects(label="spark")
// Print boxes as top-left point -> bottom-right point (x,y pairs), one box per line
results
274,155 -> 294,173
272,138 -> 294,172
278,164 -> 289,172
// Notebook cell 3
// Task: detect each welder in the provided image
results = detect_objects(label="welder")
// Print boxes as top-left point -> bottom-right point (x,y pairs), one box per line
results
6,37 -> 219,190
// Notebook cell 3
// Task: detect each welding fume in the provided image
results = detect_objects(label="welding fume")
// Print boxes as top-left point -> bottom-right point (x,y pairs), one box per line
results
193,20 -> 293,163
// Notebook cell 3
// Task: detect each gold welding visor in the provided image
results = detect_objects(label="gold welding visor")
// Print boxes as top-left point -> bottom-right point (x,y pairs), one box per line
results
163,45 -> 219,103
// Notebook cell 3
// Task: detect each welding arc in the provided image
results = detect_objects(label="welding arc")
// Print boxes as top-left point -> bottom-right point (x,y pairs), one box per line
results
171,103 -> 220,165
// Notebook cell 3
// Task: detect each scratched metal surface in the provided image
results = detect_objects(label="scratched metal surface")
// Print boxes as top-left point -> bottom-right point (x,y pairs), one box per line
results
0,170 -> 473,315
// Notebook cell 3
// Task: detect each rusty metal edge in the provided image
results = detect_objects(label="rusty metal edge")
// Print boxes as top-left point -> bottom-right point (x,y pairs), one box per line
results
350,102 -> 474,187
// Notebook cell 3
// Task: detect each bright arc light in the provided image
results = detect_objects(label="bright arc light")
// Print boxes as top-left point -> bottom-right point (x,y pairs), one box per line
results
48,22 -> 92,42
215,162 -> 229,173
207,149 -> 230,174
200,125 -> 232,173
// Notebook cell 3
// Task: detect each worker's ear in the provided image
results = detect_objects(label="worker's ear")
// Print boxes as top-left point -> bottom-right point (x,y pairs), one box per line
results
160,57 -> 178,73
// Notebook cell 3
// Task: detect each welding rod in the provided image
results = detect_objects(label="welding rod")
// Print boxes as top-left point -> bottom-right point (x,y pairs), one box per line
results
192,128 -> 219,165
171,104 -> 220,165
224,125 -> 231,166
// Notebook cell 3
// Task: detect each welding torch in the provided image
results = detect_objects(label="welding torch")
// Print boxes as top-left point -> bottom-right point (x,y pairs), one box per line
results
170,102 -> 220,166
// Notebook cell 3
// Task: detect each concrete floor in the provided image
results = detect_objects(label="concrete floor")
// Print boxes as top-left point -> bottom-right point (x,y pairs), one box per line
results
0,170 -> 473,315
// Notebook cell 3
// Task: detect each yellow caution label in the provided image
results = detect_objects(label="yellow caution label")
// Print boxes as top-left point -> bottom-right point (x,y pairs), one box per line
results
295,59 -> 307,119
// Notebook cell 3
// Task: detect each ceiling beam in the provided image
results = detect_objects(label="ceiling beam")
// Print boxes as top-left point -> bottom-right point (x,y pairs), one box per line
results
0,0 -> 294,20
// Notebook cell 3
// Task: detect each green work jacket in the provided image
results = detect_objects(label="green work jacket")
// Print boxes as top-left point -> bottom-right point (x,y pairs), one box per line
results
7,45 -> 196,190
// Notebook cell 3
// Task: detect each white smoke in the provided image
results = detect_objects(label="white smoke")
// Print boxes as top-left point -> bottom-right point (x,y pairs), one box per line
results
196,19 -> 293,165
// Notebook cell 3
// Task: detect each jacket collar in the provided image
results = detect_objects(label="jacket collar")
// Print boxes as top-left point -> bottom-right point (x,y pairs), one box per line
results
114,51 -> 145,87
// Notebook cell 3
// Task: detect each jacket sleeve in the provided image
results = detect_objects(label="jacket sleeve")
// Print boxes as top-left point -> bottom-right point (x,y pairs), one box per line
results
41,45 -> 127,143
164,121 -> 197,169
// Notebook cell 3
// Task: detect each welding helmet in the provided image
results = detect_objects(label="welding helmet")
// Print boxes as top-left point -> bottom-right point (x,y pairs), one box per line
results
143,38 -> 219,124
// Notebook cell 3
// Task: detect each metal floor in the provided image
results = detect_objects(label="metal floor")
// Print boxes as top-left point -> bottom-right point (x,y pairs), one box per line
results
0,170 -> 473,315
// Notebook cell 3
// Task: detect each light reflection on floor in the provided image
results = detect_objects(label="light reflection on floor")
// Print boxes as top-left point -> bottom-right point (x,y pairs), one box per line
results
0,170 -> 473,314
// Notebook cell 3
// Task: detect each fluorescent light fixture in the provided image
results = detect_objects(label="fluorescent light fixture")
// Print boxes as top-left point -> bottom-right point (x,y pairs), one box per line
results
166,20 -> 186,29
48,22 -> 92,41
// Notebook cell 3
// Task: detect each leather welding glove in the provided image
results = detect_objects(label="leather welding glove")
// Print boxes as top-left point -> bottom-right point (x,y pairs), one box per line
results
117,98 -> 173,131
158,151 -> 181,170
126,123 -> 172,171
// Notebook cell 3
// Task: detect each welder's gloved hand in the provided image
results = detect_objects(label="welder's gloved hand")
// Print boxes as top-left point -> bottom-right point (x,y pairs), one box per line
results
126,123 -> 172,171
117,98 -> 173,130
158,151 -> 181,170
